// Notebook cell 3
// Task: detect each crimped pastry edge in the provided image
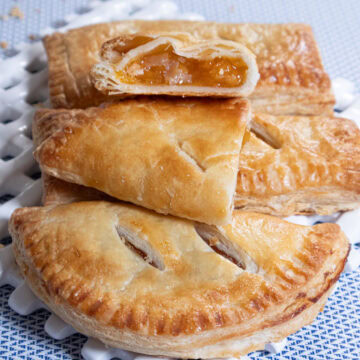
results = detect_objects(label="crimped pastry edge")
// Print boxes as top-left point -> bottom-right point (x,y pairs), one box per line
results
9,206 -> 349,358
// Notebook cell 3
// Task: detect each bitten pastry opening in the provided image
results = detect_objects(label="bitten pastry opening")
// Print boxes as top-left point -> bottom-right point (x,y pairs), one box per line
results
116,42 -> 248,88
91,33 -> 259,97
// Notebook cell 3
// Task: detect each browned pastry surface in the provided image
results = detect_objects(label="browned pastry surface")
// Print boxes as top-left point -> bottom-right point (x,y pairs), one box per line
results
236,113 -> 360,215
44,21 -> 334,115
33,97 -> 250,225
9,201 -> 349,358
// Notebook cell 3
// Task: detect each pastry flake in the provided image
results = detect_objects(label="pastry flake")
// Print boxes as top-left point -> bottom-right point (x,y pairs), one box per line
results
43,20 -> 334,114
33,97 -> 250,225
9,201 -> 349,358
236,113 -> 360,215
41,173 -> 112,206
91,33 -> 259,97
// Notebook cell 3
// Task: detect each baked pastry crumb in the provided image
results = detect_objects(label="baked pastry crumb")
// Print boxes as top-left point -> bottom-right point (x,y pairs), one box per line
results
9,6 -> 24,20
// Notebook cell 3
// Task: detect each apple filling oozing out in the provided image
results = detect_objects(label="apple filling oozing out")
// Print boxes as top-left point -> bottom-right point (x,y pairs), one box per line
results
116,43 -> 249,88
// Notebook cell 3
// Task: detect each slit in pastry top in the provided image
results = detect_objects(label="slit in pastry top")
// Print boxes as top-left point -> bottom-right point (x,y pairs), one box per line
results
91,33 -> 260,97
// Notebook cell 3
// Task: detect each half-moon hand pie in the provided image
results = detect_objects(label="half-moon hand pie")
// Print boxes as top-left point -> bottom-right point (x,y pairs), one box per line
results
43,20 -> 334,115
9,201 -> 349,358
33,97 -> 250,225
91,33 -> 259,97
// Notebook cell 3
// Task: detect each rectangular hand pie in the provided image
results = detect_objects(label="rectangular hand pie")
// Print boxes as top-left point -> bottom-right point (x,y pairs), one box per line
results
44,20 -> 334,115
91,33 -> 259,97
9,201 -> 349,358
33,97 -> 250,225
236,113 -> 360,215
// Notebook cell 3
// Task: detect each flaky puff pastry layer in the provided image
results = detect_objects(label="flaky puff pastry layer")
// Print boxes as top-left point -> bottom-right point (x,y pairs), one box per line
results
41,174 -> 112,206
33,97 -> 250,225
236,113 -> 360,215
43,20 -> 334,115
91,33 -> 259,97
9,201 -> 349,358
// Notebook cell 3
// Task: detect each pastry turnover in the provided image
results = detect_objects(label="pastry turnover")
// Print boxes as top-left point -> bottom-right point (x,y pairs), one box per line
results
91,33 -> 259,97
237,113 -> 360,215
33,97 -> 250,225
43,20 -> 334,115
9,201 -> 349,358
36,109 -> 360,217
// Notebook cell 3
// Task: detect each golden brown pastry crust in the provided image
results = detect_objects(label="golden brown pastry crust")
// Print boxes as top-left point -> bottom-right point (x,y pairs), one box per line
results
236,113 -> 360,215
33,97 -> 250,225
91,33 -> 259,97
9,202 -> 349,358
43,20 -> 334,115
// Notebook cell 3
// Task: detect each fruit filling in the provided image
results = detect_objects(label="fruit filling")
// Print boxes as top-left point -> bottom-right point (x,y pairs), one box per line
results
116,43 -> 248,88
